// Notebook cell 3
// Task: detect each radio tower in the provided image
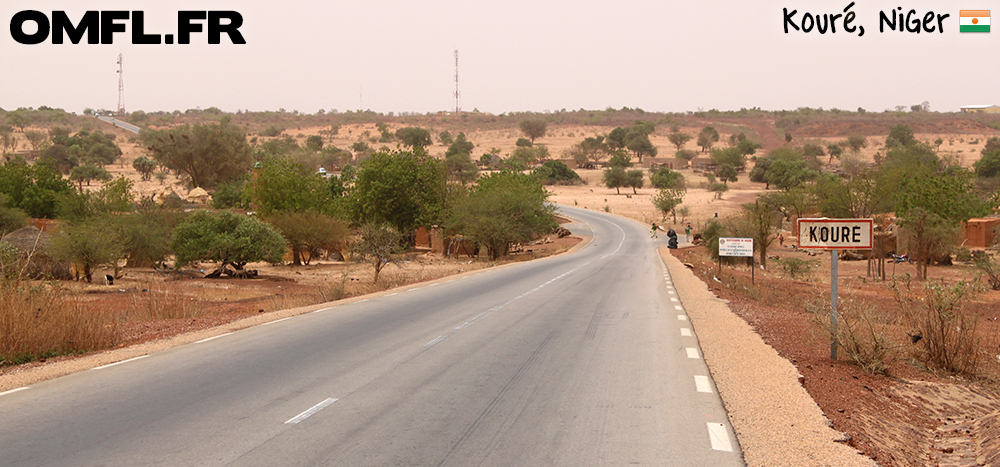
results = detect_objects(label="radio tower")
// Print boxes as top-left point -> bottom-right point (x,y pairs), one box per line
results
116,54 -> 126,116
453,50 -> 460,114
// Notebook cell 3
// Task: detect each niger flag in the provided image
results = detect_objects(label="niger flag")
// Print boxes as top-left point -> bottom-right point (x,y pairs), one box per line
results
960,10 -> 990,32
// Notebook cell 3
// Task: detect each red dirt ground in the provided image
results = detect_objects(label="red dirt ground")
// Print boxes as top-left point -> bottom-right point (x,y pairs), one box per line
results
672,245 -> 1000,467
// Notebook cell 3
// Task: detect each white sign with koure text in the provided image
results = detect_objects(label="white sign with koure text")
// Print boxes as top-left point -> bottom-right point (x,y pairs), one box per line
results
797,218 -> 873,250
718,237 -> 754,257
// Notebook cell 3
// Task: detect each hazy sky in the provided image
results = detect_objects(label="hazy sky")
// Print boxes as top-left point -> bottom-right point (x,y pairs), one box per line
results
1,0 -> 996,115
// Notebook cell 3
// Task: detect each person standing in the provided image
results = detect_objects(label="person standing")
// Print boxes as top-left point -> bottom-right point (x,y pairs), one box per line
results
651,222 -> 659,238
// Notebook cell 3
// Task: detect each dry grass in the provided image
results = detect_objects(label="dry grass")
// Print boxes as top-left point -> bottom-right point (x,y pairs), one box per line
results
124,282 -> 205,321
0,280 -> 118,366
807,292 -> 898,376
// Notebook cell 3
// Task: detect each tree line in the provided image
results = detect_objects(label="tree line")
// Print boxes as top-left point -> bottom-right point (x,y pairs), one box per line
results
1,119 -> 562,283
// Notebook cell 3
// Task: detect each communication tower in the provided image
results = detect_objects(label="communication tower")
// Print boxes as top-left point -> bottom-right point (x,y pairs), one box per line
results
116,54 -> 126,116
454,50 -> 460,113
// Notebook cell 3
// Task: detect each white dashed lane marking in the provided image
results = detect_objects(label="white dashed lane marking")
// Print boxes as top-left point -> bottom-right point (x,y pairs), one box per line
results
685,348 -> 700,359
707,423 -> 734,451
92,355 -> 148,370
0,387 -> 30,397
694,375 -> 713,393
285,398 -> 338,424
680,328 -> 692,337
262,317 -> 291,326
424,336 -> 447,347
195,332 -> 233,344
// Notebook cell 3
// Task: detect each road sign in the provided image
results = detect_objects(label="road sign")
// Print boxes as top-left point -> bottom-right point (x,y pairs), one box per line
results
718,237 -> 753,257
797,218 -> 873,250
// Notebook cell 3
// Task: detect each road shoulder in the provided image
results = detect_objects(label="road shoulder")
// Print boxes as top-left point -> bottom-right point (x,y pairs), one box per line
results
659,246 -> 875,467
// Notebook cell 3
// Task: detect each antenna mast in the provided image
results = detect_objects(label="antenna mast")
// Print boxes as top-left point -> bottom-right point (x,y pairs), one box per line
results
454,50 -> 460,113
116,54 -> 126,116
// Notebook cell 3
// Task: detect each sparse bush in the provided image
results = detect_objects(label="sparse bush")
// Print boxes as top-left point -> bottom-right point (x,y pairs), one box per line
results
974,255 -> 1000,290
891,278 -> 989,375
260,124 -> 285,137
808,293 -> 896,375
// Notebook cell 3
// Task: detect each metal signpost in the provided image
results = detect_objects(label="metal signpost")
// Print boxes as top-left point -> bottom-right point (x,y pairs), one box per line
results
718,237 -> 755,284
796,218 -> 873,360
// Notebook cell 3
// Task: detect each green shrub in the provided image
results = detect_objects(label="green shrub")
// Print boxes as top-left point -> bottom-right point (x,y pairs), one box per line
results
775,257 -> 819,280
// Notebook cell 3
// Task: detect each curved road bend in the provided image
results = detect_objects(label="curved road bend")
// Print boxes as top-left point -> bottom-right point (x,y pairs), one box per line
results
0,206 -> 743,466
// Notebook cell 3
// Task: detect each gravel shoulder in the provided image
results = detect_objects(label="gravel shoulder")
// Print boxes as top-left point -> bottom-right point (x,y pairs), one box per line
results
660,246 -> 876,467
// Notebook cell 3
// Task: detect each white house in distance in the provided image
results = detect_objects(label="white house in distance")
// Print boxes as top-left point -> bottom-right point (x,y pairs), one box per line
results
960,105 -> 1000,114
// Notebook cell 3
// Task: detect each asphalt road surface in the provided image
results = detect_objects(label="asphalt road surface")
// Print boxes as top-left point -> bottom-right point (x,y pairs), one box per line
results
0,206 -> 744,466
96,115 -> 141,133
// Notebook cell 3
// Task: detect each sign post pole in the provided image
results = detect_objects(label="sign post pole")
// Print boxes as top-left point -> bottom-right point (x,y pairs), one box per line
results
797,218 -> 873,361
831,250 -> 838,360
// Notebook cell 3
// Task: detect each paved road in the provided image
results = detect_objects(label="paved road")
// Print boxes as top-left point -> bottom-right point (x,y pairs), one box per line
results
0,207 -> 743,466
96,115 -> 141,133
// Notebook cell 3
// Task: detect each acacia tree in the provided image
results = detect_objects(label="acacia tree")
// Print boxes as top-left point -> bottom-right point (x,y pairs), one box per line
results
69,164 -> 112,188
444,132 -> 478,183
652,188 -> 684,222
352,222 -> 406,283
602,150 -> 633,194
141,116 -> 252,189
171,211 -> 285,278
23,130 -> 47,152
519,118 -> 548,143
626,133 -> 657,163
844,135 -> 868,155
268,211 -> 349,265
6,111 -> 29,132
448,171 -> 556,260
132,156 -> 157,181
697,126 -> 720,153
49,220 -> 123,283
396,127 -> 432,149
728,199 -> 781,269
667,132 -> 692,152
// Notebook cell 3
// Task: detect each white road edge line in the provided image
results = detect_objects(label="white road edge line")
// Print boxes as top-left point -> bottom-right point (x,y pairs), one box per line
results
0,387 -> 30,397
285,398 -> 338,424
680,328 -> 692,337
678,314 -> 688,321
424,336 -> 447,347
694,375 -> 713,393
707,422 -> 734,451
261,317 -> 291,326
195,332 -> 234,344
685,348 -> 700,359
92,355 -> 148,370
